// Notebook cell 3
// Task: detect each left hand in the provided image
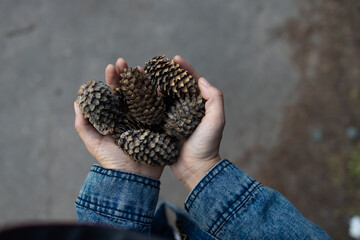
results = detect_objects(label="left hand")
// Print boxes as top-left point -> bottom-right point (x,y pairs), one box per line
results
74,58 -> 164,180
169,56 -> 225,191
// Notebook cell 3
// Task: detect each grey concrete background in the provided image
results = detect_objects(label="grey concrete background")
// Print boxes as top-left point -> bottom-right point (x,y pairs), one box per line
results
0,0 -> 298,225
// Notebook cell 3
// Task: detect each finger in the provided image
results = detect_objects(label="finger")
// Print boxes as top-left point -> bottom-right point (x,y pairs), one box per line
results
173,55 -> 201,80
136,66 -> 145,74
105,64 -> 120,90
74,102 -> 104,147
116,58 -> 129,75
198,77 -> 226,127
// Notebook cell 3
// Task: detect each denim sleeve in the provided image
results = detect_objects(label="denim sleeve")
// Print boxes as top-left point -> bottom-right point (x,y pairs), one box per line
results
185,159 -> 332,240
75,165 -> 160,234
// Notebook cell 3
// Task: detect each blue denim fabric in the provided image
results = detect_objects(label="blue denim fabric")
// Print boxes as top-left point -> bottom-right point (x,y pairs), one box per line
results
184,160 -> 332,239
76,160 -> 332,239
75,165 -> 160,234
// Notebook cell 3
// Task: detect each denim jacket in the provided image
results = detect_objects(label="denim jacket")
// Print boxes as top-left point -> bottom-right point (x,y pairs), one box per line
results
75,159 -> 332,239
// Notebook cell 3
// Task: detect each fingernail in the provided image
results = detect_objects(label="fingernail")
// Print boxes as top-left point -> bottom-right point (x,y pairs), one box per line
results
199,77 -> 210,87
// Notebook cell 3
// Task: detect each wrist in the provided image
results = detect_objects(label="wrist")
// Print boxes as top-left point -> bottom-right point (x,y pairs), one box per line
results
178,156 -> 221,191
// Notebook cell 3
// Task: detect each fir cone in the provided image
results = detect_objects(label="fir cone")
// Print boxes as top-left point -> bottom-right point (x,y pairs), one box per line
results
113,88 -> 127,111
111,115 -> 147,144
76,80 -> 122,133
144,56 -> 199,99
119,68 -> 165,125
76,55 -> 207,167
164,95 -> 205,139
117,129 -> 178,166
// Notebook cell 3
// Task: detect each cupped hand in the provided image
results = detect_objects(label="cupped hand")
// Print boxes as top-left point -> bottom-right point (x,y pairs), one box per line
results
74,58 -> 164,180
170,56 -> 226,191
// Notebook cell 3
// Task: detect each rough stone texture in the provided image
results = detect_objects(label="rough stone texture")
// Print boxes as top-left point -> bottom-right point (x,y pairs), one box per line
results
0,0 -> 298,226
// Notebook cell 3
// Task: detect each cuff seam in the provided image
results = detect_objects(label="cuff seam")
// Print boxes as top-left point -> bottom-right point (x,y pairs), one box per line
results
90,165 -> 160,189
185,160 -> 232,211
211,181 -> 261,235
76,196 -> 153,223
75,203 -> 151,226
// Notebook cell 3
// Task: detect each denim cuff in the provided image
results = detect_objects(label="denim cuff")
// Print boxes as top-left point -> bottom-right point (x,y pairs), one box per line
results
76,165 -> 160,225
185,159 -> 261,235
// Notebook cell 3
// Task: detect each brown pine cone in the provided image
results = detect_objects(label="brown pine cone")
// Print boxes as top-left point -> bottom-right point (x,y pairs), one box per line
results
76,80 -> 122,133
164,95 -> 205,139
144,56 -> 199,99
117,129 -> 178,166
76,55 -> 207,167
110,114 -> 147,143
119,68 -> 165,125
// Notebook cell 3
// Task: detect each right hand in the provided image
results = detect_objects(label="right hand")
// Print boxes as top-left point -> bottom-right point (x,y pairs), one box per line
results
170,56 -> 226,191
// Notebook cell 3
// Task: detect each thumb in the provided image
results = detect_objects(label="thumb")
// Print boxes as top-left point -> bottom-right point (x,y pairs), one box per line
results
198,77 -> 226,128
74,102 -> 103,149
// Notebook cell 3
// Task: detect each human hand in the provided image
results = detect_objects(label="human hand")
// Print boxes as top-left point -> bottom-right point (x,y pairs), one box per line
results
74,58 -> 164,180
170,56 -> 226,191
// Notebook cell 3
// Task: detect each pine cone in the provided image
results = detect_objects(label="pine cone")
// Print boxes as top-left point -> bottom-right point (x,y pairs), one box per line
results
113,88 -> 127,112
76,55 -> 207,167
119,68 -> 165,125
76,80 -> 122,133
144,56 -> 199,99
164,95 -> 205,139
111,115 -> 147,144
117,129 -> 178,166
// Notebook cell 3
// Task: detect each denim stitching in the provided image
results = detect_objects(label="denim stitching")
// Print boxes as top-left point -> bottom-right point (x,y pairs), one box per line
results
91,165 -> 159,184
186,160 -> 232,211
90,169 -> 160,189
91,166 -> 160,185
76,196 -> 153,219
75,204 -> 152,225
186,160 -> 231,211
209,180 -> 255,232
76,196 -> 153,221
212,182 -> 261,236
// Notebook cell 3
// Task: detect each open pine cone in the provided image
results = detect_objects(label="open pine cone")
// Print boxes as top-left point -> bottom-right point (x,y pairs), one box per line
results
76,55 -> 205,166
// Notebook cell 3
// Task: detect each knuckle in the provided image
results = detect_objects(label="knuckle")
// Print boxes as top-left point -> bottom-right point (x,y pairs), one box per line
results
213,88 -> 223,98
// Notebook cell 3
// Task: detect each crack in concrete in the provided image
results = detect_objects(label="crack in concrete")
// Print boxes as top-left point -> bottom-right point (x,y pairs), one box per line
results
6,24 -> 36,38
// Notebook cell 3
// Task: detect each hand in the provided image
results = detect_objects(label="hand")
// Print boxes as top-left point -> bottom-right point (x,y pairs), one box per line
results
170,56 -> 226,191
74,58 -> 164,180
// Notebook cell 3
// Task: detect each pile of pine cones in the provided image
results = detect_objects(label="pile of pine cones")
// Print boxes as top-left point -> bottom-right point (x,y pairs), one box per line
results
76,56 -> 205,166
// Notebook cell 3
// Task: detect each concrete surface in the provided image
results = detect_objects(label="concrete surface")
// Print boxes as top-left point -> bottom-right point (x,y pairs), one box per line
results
0,0 -> 298,225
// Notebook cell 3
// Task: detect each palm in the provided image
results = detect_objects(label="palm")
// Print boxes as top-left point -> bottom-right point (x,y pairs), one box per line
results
171,105 -> 223,182
88,135 -> 131,168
